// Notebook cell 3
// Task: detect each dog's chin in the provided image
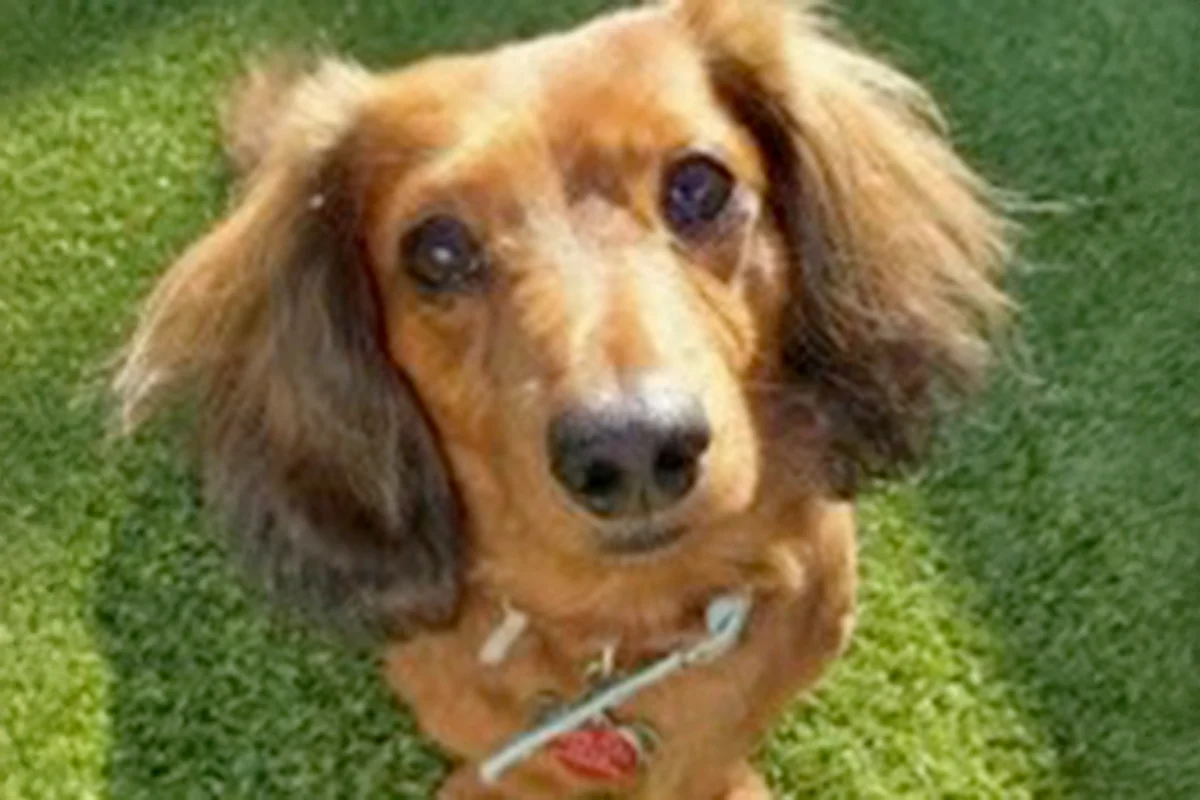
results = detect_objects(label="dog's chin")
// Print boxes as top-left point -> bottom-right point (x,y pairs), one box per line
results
597,523 -> 689,560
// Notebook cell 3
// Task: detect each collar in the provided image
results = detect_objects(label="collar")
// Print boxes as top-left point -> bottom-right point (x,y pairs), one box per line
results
477,592 -> 754,785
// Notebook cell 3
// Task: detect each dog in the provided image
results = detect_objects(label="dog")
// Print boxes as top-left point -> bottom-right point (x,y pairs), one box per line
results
115,0 -> 1009,796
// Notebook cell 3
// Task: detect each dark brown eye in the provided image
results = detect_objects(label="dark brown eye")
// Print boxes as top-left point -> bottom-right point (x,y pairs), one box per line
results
661,153 -> 735,235
401,214 -> 487,294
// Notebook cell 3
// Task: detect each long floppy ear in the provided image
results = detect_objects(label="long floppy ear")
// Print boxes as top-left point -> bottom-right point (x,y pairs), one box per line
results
678,0 -> 1011,495
115,62 -> 462,638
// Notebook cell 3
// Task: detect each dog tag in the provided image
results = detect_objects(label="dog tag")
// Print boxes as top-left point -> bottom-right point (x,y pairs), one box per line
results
549,724 -> 642,782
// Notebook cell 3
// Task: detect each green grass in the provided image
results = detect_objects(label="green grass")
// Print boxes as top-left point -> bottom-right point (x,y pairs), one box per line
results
1,0 -> 1196,797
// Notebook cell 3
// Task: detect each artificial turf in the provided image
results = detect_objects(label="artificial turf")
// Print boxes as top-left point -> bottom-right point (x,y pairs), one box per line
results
1,0 -> 1196,797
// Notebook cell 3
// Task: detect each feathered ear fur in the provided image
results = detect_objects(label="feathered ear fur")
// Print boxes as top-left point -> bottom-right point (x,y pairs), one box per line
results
677,0 -> 1011,495
115,61 -> 462,638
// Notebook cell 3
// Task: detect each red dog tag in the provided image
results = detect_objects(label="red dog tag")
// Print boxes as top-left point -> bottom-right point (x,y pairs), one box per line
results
549,725 -> 641,782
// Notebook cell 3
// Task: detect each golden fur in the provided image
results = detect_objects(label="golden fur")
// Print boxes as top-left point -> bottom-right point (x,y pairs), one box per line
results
116,0 -> 1009,797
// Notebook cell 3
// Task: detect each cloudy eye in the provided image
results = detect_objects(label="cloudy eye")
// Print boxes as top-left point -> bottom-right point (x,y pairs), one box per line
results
661,153 -> 736,236
401,214 -> 487,294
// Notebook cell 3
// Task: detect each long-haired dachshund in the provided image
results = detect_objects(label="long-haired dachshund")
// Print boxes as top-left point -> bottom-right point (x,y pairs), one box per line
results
115,0 -> 1009,796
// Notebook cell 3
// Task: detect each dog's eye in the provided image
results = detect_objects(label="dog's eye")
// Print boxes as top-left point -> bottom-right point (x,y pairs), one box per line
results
402,215 -> 487,294
662,154 -> 735,235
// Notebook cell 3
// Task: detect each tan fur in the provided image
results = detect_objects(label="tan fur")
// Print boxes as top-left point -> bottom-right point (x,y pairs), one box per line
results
116,1 -> 1008,796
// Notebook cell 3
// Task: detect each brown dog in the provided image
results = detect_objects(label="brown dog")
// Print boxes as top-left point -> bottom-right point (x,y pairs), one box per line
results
115,0 -> 1009,796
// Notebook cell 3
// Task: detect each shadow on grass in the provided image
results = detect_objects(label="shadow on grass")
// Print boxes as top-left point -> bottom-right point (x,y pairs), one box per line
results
94,442 -> 446,799
841,0 -> 1200,795
0,0 -> 622,103
0,0 -> 224,100
914,191 -> 1200,796
918,348 -> 1200,797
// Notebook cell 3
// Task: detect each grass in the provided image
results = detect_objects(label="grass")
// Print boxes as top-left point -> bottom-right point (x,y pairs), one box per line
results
1,0 -> 1196,797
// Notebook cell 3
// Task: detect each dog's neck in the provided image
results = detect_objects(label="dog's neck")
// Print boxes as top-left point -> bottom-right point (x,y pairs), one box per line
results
478,584 -> 722,672
470,531 -> 806,657
460,487 -> 824,657
472,568 -> 697,647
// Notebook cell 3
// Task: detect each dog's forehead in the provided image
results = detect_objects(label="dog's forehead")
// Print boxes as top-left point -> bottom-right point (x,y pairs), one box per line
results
360,9 -> 740,183
530,14 -> 734,158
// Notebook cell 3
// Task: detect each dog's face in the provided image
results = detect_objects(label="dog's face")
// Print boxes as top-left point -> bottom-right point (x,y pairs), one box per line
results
117,0 -> 1008,634
360,20 -> 785,560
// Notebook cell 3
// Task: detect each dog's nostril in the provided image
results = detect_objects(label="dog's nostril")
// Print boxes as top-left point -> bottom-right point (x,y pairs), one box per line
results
652,430 -> 707,502
655,446 -> 689,476
653,455 -> 692,498
581,460 -> 623,499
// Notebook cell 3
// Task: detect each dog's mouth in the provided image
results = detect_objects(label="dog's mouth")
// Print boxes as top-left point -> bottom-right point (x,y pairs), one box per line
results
597,523 -> 688,557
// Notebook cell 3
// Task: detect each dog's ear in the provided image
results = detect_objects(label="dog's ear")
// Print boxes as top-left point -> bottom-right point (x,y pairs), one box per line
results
115,61 -> 462,638
678,0 -> 1011,495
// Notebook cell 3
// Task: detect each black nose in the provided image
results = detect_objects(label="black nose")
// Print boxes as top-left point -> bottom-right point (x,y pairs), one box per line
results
548,388 -> 712,518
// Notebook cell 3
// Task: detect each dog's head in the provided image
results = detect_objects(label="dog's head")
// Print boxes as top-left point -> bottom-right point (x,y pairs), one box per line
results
116,0 -> 1008,635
